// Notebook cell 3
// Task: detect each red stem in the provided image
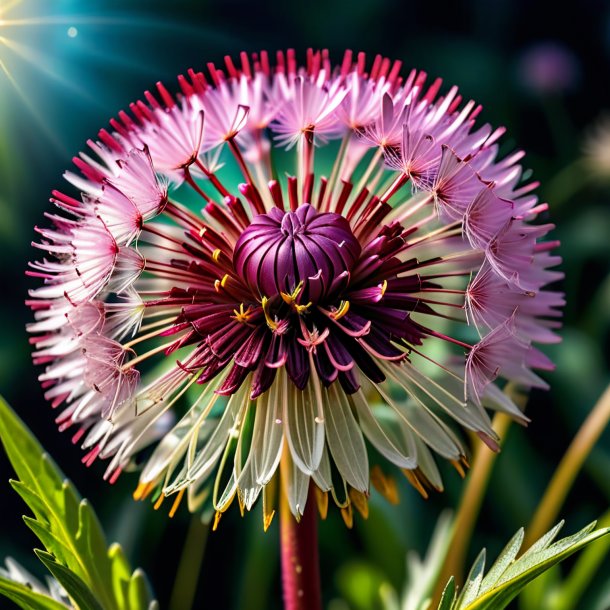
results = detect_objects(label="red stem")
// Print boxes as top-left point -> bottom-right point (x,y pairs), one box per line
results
280,487 -> 322,610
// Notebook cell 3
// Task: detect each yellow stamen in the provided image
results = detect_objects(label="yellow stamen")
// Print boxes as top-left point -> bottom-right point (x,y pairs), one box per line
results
263,509 -> 276,532
263,479 -> 277,532
280,280 -> 304,305
331,300 -> 350,320
294,301 -> 312,315
212,248 -> 222,262
154,493 -> 166,511
133,481 -> 155,501
348,489 -> 369,519
315,487 -> 329,520
451,459 -> 467,479
169,488 -> 186,518
340,504 -> 354,529
213,274 -> 230,293
280,281 -> 312,315
380,279 -> 388,298
232,303 -> 252,323
370,465 -> 399,505
212,510 -> 223,532
261,296 -> 279,331
403,468 -> 429,499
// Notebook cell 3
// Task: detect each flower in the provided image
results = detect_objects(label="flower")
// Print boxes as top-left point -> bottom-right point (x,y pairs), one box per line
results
28,49 -> 562,526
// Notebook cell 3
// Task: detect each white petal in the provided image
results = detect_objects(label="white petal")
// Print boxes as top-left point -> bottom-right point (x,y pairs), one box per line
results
186,386 -> 246,482
351,389 -> 417,469
311,445 -> 333,492
375,382 -> 464,460
253,369 -> 285,485
283,368 -> 325,475
324,384 -> 369,492
284,450 -> 311,518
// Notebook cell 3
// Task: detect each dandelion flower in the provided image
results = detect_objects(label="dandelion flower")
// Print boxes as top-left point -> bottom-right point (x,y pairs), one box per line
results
28,49 -> 563,525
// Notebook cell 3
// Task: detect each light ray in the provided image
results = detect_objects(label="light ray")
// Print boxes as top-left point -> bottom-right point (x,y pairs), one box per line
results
0,35 -> 100,104
0,58 -> 66,153
0,0 -> 22,19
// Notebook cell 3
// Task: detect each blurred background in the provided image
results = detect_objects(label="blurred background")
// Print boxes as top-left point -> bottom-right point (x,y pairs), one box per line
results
1,0 -> 610,608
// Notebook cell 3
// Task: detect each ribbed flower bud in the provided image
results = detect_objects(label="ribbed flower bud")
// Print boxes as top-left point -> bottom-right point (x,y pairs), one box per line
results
233,203 -> 361,303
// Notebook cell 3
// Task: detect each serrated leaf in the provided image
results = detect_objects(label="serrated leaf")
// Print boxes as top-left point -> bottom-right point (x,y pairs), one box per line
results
0,576 -> 70,610
36,551 -> 104,610
0,396 -> 157,610
476,529 -> 524,595
439,521 -> 610,610
456,550 -> 486,607
437,577 -> 456,610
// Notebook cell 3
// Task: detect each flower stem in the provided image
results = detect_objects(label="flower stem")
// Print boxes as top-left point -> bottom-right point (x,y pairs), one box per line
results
169,515 -> 209,610
280,485 -> 322,610
433,413 -> 513,597
524,383 -> 610,548
430,384 -> 526,607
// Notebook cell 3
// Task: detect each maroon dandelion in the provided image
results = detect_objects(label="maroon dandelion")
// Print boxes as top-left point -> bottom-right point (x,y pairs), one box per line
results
28,49 -> 563,530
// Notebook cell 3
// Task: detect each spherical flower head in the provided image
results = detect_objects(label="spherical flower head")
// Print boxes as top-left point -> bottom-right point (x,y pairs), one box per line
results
28,48 -> 563,526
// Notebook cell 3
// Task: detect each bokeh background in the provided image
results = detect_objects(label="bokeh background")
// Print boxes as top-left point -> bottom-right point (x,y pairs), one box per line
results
1,0 -> 610,608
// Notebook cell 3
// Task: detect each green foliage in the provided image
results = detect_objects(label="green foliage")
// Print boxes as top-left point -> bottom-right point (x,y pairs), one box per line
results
401,511 -> 454,610
0,396 -> 158,610
0,576 -> 69,610
336,560 -> 389,610
437,521 -> 610,610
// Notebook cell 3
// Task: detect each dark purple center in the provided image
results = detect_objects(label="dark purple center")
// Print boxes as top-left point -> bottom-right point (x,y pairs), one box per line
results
233,204 -> 361,303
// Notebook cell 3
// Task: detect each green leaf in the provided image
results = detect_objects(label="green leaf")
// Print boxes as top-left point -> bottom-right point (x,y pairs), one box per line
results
401,511 -> 454,610
0,396 -> 157,610
437,577 -> 456,610
440,521 -> 610,610
457,550 -> 486,608
0,576 -> 69,610
36,551 -> 104,610
336,560 -> 388,610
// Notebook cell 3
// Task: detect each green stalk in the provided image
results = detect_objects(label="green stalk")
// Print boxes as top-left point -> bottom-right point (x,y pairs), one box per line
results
432,412 -> 513,600
525,383 -> 610,548
169,515 -> 209,610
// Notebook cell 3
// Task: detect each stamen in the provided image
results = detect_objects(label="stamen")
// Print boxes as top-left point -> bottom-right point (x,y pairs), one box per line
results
261,296 -> 279,331
348,488 -> 369,518
281,282 -> 313,315
169,488 -> 186,518
154,493 -> 166,510
330,300 -> 350,320
133,481 -> 154,501
232,303 -> 253,323
315,487 -> 329,520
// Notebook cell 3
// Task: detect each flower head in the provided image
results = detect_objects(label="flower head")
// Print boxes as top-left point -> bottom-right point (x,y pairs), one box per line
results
28,49 -> 562,525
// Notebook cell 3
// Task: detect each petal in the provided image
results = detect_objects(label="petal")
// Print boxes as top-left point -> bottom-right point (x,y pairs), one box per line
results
283,362 -> 325,475
323,383 -> 369,492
